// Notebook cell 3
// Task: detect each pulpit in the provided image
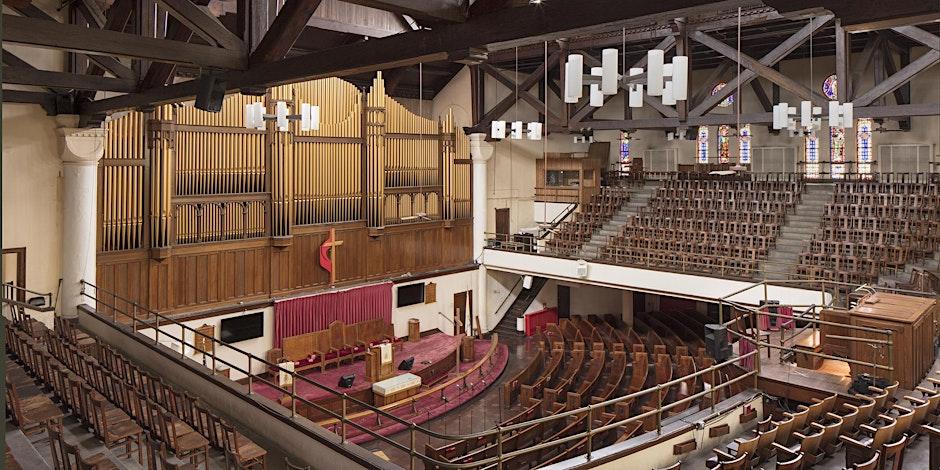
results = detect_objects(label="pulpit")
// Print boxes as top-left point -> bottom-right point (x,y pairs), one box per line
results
364,343 -> 395,382
408,319 -> 421,342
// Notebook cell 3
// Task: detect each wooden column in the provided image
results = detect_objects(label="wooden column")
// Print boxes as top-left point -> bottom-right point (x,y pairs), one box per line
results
365,74 -> 387,230
268,89 -> 294,244
148,106 -> 175,258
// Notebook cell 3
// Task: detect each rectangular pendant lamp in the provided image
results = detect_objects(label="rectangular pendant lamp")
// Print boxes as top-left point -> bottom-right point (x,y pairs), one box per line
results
646,50 -> 664,96
601,49 -> 619,94
671,56 -> 688,101
491,120 -> 506,139
564,55 -> 583,103
628,68 -> 644,108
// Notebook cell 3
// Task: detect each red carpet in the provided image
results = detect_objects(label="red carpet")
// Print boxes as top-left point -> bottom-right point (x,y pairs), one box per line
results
252,333 -> 462,402
339,339 -> 509,444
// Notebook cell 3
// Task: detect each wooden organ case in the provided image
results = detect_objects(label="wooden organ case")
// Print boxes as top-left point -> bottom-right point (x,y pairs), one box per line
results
96,74 -> 472,315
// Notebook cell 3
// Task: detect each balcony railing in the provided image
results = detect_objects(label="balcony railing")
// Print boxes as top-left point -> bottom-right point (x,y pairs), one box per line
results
70,280 -> 759,469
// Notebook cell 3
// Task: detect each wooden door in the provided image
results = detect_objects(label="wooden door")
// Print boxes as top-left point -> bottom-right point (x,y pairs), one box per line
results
495,208 -> 510,241
454,291 -> 468,335
557,285 -> 570,318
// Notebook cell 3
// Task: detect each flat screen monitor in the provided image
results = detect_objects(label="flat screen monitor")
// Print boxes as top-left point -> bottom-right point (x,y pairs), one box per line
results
220,312 -> 264,343
396,283 -> 425,308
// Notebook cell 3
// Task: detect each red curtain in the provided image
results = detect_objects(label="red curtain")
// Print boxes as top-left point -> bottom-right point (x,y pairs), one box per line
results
274,282 -> 393,348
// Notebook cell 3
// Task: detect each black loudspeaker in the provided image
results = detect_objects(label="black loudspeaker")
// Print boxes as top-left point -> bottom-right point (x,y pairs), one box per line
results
398,357 -> 414,371
849,374 -> 889,395
704,324 -> 731,362
195,74 -> 227,113
338,374 -> 355,388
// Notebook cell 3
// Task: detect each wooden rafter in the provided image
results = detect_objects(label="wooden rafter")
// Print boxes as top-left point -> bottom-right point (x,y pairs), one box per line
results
3,66 -> 137,93
853,48 -> 939,107
480,63 -> 560,123
8,2 -> 135,80
250,0 -> 324,65
82,0 -> 731,114
157,0 -> 244,51
689,15 -> 832,116
2,14 -> 246,70
469,51 -> 560,132
139,18 -> 195,90
692,29 -> 829,108
340,0 -> 466,23
2,48 -> 66,94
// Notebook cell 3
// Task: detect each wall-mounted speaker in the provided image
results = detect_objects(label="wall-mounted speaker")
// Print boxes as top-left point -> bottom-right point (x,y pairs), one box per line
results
195,74 -> 227,113
338,374 -> 355,388
522,275 -> 533,290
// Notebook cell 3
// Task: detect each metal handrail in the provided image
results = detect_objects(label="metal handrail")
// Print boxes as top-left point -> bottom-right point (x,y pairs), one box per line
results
72,281 -> 760,468
1,284 -> 56,312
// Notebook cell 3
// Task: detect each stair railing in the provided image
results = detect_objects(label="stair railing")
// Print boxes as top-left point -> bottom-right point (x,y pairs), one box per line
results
538,203 -> 578,240
491,277 -> 525,329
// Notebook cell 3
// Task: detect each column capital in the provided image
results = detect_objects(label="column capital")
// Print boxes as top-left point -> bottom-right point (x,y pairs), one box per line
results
58,126 -> 106,165
468,133 -> 493,162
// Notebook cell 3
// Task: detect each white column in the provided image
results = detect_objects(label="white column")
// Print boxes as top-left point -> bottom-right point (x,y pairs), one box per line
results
57,121 -> 105,318
468,133 -> 493,332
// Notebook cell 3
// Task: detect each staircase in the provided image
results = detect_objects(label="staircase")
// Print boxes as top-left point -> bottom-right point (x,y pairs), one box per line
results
578,181 -> 661,259
492,276 -> 548,338
754,183 -> 834,280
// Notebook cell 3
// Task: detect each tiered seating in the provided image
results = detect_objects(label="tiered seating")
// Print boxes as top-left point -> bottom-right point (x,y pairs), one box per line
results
799,182 -> 940,284
5,313 -> 268,469
602,178 -> 803,278
547,187 -> 630,256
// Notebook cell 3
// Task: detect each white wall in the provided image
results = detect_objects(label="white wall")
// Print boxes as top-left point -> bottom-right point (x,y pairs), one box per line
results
140,306 -> 275,381
484,269 -> 522,330
2,0 -> 69,299
391,270 -> 477,337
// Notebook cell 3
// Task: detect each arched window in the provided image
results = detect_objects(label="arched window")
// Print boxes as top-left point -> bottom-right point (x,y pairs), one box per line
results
697,127 -> 709,163
718,125 -> 732,164
711,82 -> 734,108
822,74 -> 838,100
805,135 -> 819,178
857,118 -> 873,177
738,124 -> 751,165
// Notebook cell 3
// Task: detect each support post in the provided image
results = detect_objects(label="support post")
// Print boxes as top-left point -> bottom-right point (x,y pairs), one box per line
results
57,117 -> 106,318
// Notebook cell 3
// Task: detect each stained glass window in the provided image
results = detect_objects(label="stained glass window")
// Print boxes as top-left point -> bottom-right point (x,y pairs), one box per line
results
739,124 -> 751,165
710,82 -> 734,108
718,125 -> 732,163
697,127 -> 709,163
619,132 -> 631,173
822,74 -> 838,100
857,118 -> 873,177
830,127 -> 846,179
805,135 -> 819,178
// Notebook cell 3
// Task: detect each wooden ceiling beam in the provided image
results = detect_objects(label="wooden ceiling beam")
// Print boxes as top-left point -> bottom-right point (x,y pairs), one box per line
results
80,0 -> 764,114
339,0 -> 466,23
7,2 -> 136,80
2,14 -> 245,70
157,0 -> 245,51
692,29 -> 829,108
2,89 -> 62,114
891,26 -> 940,51
689,14 -> 832,116
250,0 -> 324,65
2,48 -> 68,94
140,18 -> 196,90
853,48 -> 940,107
3,66 -> 137,93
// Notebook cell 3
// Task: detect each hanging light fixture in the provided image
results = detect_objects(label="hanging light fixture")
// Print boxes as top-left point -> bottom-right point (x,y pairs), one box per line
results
492,45 -> 542,140
564,49 -> 620,104
244,101 -> 319,131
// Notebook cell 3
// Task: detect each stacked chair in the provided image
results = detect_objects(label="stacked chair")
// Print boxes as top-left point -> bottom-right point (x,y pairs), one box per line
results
798,181 -> 940,284
602,177 -> 803,278
547,187 -> 631,256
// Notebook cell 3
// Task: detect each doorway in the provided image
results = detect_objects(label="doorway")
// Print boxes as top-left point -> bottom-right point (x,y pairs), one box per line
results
495,208 -> 510,242
2,247 -> 26,302
453,291 -> 472,336
557,284 -> 570,318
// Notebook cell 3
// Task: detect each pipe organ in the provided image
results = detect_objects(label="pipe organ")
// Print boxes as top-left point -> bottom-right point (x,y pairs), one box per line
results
97,74 -> 472,313
100,74 -> 468,251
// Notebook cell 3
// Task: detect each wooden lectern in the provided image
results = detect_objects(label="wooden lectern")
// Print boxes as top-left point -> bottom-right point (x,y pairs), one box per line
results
364,343 -> 395,382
